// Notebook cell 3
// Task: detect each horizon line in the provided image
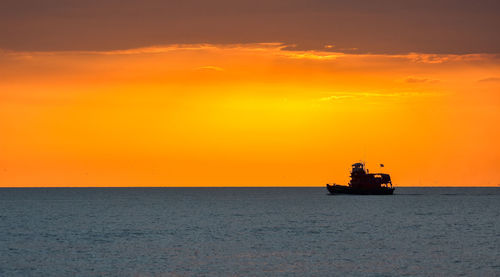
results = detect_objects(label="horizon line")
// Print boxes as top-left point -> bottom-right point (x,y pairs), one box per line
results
0,185 -> 498,188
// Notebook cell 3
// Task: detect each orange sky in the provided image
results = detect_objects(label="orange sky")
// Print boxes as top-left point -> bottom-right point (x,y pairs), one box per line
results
1,44 -> 499,186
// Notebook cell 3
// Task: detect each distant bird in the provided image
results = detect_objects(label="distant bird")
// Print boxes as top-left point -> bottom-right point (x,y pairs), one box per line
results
380,164 -> 384,167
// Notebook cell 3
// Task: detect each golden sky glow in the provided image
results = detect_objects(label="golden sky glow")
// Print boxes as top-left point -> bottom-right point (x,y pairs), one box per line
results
1,43 -> 499,186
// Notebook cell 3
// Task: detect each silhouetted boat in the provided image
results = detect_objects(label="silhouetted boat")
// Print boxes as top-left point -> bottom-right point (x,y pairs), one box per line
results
326,162 -> 395,195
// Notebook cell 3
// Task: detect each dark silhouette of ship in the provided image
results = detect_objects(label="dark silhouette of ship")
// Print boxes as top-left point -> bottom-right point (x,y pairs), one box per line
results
326,162 -> 395,195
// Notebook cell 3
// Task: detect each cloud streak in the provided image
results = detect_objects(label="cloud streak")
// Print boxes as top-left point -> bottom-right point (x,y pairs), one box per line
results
316,91 -> 442,102
405,77 -> 439,84
197,65 -> 224,72
478,77 -> 500,83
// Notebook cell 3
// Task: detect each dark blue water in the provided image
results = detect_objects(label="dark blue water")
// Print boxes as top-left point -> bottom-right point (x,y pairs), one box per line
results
0,187 -> 499,276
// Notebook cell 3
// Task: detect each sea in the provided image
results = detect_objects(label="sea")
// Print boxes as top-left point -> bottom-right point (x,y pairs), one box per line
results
0,187 -> 499,276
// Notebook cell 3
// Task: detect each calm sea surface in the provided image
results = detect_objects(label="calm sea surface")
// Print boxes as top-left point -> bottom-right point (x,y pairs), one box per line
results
0,187 -> 499,276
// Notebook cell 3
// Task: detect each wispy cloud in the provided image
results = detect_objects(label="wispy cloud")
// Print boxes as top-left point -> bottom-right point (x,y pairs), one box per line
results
282,51 -> 343,60
317,95 -> 355,101
402,53 -> 494,64
406,54 -> 450,64
316,91 -> 440,102
478,77 -> 500,83
405,77 -> 439,84
1,42 -> 345,61
2,43 -> 497,65
196,65 -> 224,72
0,43 -> 285,57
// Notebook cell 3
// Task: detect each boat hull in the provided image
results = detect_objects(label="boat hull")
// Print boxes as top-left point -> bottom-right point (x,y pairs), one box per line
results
326,184 -> 395,195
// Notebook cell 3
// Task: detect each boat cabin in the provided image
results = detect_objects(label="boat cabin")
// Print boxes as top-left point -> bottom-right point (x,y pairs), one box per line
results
349,163 -> 393,189
351,163 -> 366,174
